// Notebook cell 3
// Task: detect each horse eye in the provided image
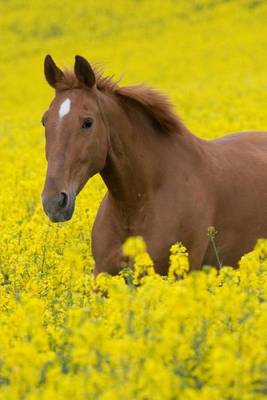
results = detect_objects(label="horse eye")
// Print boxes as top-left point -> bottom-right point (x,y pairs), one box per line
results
81,117 -> 94,130
41,118 -> 45,127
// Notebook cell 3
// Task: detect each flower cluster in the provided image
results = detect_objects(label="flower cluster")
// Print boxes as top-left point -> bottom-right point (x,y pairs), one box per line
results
168,242 -> 189,280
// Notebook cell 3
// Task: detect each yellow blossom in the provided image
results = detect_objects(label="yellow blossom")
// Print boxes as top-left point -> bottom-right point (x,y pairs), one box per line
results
1,1 -> 267,399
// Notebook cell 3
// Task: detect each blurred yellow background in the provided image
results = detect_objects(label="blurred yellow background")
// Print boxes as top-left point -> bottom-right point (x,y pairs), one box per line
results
1,1 -> 267,398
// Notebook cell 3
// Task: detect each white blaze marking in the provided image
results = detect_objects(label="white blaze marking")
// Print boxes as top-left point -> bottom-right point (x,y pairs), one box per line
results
58,98 -> 71,118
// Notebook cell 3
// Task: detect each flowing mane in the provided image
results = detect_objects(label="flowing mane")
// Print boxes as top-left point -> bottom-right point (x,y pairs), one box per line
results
56,68 -> 184,134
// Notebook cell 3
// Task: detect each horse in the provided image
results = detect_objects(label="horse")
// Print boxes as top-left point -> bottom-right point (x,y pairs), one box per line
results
42,54 -> 267,275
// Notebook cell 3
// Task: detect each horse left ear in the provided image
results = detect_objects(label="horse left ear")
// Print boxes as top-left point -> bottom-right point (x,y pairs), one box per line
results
44,55 -> 65,88
74,55 -> 96,88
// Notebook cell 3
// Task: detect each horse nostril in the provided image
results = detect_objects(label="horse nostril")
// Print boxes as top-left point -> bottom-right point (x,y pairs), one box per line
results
58,192 -> 68,209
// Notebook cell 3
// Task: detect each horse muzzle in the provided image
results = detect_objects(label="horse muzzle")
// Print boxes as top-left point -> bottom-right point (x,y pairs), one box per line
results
42,191 -> 76,222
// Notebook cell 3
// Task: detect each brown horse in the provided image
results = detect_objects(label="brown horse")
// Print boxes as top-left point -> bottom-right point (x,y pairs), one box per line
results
42,54 -> 267,275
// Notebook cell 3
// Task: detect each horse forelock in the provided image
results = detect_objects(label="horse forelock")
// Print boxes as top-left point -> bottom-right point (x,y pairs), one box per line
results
55,67 -> 120,92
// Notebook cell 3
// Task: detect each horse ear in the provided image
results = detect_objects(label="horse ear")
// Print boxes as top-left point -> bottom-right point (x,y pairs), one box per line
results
74,55 -> 96,88
44,55 -> 64,88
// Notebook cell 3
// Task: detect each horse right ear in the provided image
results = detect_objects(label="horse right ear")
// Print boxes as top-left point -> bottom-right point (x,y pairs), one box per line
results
74,55 -> 96,88
44,55 -> 64,88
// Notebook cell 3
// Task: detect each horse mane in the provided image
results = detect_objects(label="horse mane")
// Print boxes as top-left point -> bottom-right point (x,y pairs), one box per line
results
57,68 -> 183,134
116,85 -> 181,134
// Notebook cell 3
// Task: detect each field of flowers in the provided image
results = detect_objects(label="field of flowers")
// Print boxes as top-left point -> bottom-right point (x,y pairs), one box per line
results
1,0 -> 267,398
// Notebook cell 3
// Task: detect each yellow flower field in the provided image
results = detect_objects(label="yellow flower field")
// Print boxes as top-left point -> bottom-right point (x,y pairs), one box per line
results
1,0 -> 267,398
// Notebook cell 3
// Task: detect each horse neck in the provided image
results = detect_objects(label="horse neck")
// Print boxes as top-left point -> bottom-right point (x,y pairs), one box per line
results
100,92 -> 204,208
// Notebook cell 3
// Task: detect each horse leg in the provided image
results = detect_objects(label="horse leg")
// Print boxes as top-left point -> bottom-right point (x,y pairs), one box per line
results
187,235 -> 211,270
93,245 -> 123,276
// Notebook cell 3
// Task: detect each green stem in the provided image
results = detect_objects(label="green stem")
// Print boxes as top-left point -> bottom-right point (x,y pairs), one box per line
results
207,226 -> 223,268
210,236 -> 222,268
